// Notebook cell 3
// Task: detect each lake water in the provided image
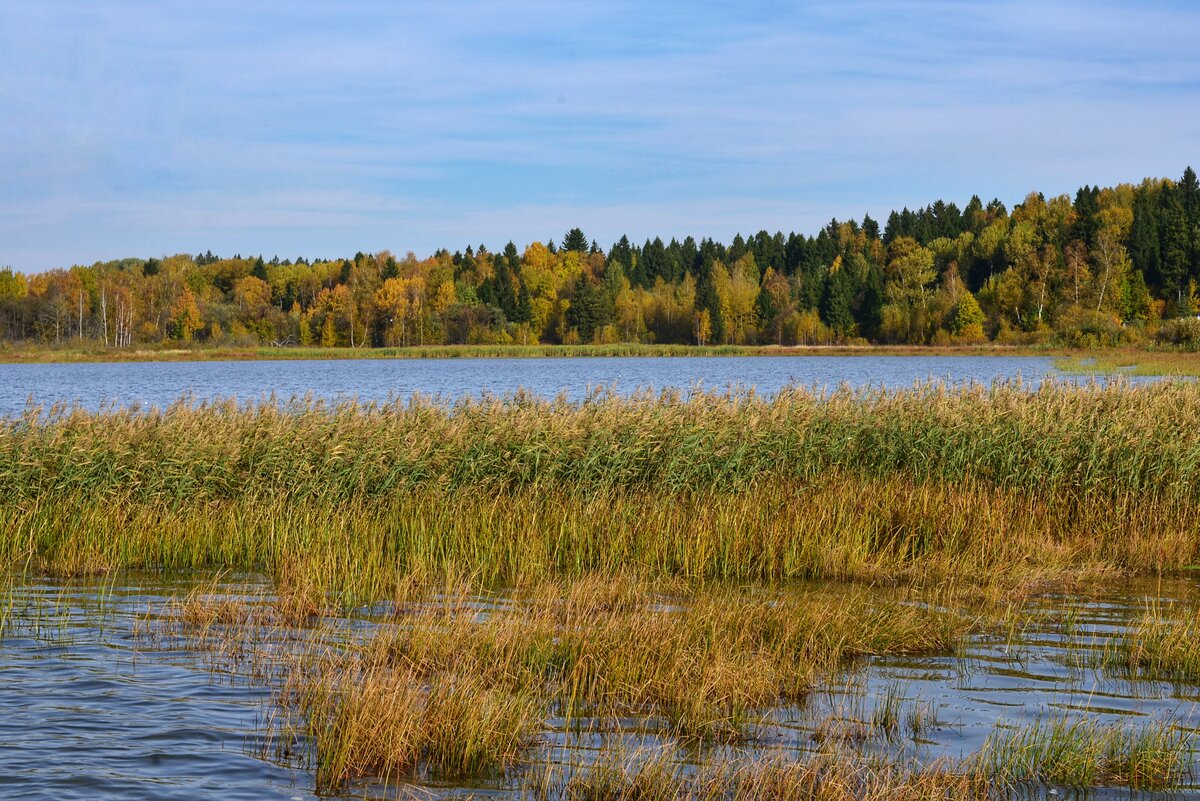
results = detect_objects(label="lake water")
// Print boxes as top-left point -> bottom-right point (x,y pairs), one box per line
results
3,576 -> 1198,801
0,355 -> 1151,415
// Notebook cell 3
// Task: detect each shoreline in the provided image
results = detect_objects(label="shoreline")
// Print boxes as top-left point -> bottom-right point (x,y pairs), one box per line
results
0,342 -> 1125,364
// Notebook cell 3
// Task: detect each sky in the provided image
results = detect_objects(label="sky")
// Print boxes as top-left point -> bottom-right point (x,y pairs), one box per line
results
1,1 -> 1198,271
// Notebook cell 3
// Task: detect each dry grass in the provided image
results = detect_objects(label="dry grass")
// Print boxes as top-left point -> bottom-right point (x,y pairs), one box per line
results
256,576 -> 971,792
3,380 -> 1198,601
527,748 -> 994,801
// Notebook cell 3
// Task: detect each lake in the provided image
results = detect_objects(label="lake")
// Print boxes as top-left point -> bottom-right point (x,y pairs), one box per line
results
0,355 -> 1148,415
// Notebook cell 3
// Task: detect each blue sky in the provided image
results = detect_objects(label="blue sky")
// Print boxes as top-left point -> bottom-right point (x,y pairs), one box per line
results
1,1 -> 1198,270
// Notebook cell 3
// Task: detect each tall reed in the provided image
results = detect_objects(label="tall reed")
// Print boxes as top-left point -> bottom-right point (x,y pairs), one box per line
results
4,380 -> 1200,593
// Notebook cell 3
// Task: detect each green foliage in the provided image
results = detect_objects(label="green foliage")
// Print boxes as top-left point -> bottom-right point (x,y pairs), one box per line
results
952,292 -> 985,336
3,167 -> 1200,349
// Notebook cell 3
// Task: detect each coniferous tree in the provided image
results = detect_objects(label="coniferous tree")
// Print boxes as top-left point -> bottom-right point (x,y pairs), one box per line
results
859,264 -> 885,339
562,228 -> 589,253
1129,189 -> 1161,288
1160,187 -> 1191,312
820,267 -> 855,336
1181,167 -> 1200,281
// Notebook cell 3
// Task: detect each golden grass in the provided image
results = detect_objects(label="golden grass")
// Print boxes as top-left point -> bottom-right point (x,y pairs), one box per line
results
528,749 -> 994,801
4,380 -> 1199,599
252,575 -> 971,792
4,473 -> 1194,607
1055,349 -> 1200,377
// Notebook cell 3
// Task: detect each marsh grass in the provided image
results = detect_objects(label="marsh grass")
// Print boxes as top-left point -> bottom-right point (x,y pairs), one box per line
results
526,747 -> 994,801
1096,601 -> 1200,683
1056,351 -> 1200,378
7,380 -> 1200,794
3,381 -> 1199,601
282,664 -> 543,787
255,576 -> 971,792
528,714 -> 1194,801
976,715 -> 1194,790
809,681 -> 942,746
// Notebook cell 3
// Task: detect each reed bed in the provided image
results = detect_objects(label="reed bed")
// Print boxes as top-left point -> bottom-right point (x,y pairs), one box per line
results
527,715 -> 1194,801
3,380 -> 1200,596
5,380 -> 1200,502
261,576 -> 970,791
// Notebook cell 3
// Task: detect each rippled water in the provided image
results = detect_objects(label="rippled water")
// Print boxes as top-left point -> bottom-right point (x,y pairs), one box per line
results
3,577 -> 1197,800
0,355 -> 1151,415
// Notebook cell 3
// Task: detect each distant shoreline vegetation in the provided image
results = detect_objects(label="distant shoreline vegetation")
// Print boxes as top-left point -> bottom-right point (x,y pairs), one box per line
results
3,167 -> 1200,354
0,341 -> 1082,363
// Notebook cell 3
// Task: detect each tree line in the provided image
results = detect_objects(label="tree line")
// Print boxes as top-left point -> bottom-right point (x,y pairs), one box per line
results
2,167 -> 1200,350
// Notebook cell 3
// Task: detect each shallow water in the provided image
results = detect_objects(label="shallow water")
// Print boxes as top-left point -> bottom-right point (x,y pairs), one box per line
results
0,355 -> 1160,415
2,576 -> 1198,800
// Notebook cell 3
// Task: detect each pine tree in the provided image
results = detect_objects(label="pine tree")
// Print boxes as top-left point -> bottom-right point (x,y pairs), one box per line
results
859,264 -> 884,339
1181,167 -> 1200,282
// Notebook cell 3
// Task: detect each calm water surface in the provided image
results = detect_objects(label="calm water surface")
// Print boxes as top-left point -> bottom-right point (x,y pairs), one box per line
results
0,355 -> 1142,415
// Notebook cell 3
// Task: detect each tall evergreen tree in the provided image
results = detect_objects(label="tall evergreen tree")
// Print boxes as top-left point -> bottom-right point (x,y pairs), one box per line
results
562,228 -> 589,253
1160,187 -> 1191,312
1129,189 -> 1161,287
820,267 -> 856,336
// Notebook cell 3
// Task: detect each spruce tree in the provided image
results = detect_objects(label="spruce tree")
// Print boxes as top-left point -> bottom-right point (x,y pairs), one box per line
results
1160,188 -> 1191,312
562,228 -> 589,253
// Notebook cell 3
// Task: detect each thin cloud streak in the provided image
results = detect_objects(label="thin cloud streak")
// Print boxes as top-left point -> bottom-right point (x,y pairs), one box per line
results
0,0 -> 1197,269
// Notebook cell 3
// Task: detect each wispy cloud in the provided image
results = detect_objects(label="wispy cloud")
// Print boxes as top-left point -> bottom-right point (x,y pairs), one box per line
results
1,0 -> 1197,269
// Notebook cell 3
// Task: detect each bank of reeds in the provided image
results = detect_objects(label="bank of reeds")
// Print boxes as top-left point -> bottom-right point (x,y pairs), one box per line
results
526,715 -> 1194,800
3,380 -> 1200,594
265,576 -> 969,789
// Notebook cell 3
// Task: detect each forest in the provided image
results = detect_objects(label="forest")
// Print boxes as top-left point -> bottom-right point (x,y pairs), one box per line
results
2,167 -> 1199,350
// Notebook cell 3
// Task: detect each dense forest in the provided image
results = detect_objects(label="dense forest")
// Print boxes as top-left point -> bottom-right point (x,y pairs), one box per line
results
3,168 -> 1200,350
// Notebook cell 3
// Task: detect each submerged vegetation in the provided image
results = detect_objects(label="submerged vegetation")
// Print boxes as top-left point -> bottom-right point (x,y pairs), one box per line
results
144,574 -> 1196,796
266,577 -> 968,788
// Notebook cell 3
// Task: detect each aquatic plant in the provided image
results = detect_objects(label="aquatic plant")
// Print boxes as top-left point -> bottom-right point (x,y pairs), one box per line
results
257,576 -> 969,790
1099,601 -> 1200,683
976,715 -> 1194,790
